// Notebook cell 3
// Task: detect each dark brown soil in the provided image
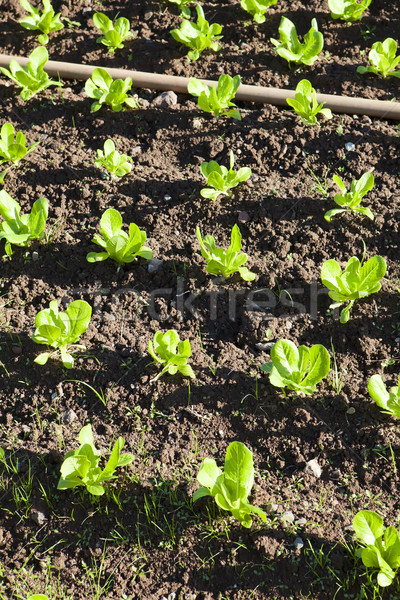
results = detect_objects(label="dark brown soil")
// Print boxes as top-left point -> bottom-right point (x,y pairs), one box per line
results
1,1 -> 400,599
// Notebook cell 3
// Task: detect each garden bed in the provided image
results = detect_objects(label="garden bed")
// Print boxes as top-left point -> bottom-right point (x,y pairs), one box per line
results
0,0 -> 400,599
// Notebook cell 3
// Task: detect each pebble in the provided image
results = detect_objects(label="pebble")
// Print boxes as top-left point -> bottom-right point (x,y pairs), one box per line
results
296,517 -> 307,527
148,258 -> 164,274
12,346 -> 22,355
152,91 -> 178,108
304,458 -> 322,478
32,251 -> 39,261
163,194 -> 172,201
344,523 -> 355,533
255,342 -> 274,351
238,211 -> 250,223
144,10 -> 153,19
266,503 -> 279,514
346,407 -> 356,415
218,429 -> 225,438
331,469 -> 341,480
281,510 -> 295,524
103,313 -> 116,322
60,408 -> 78,425
345,142 -> 356,152
31,510 -> 46,526
131,146 -> 142,156
293,537 -> 304,550
192,118 -> 202,129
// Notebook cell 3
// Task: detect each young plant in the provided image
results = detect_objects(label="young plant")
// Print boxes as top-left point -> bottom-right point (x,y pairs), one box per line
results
57,424 -> 134,496
368,374 -> 400,419
0,46 -> 61,100
193,441 -> 266,528
148,330 -> 195,380
0,123 -> 40,183
286,79 -> 332,125
357,38 -> 400,78
32,299 -> 92,369
171,5 -> 222,61
93,12 -> 136,54
240,0 -> 278,24
19,0 -> 64,44
353,510 -> 400,587
166,0 -> 193,19
321,254 -> 386,323
0,191 -> 48,256
94,139 -> 132,179
261,339 -> 330,396
328,0 -> 372,22
196,224 -> 255,281
188,74 -> 241,120
27,596 -> 50,600
200,151 -> 251,201
86,208 -> 152,265
84,68 -> 139,112
270,17 -> 324,66
324,172 -> 374,222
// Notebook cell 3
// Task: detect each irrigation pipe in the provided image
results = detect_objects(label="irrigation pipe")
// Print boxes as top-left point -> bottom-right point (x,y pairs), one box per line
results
1,53 -> 400,120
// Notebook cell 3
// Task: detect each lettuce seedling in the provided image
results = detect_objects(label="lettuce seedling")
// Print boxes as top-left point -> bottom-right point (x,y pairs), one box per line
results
32,299 -> 92,369
94,139 -> 132,179
93,12 -> 136,54
0,191 -> 48,256
0,47 -> 61,101
19,0 -> 64,44
321,254 -> 386,323
196,225 -> 255,281
270,17 -> 324,66
328,0 -> 372,22
171,5 -> 222,60
353,510 -> 400,587
286,79 -> 332,125
166,0 -> 193,19
324,172 -> 374,222
27,595 -> 50,600
0,123 -> 40,183
85,68 -> 140,113
368,374 -> 400,420
148,330 -> 195,380
240,0 -> 278,24
58,424 -> 134,496
87,208 -> 152,265
194,441 -> 266,528
200,151 -> 252,201
357,38 -> 400,78
261,339 -> 330,396
188,74 -> 241,120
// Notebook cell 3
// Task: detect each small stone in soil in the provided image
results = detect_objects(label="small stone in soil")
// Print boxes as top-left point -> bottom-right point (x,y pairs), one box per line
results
238,211 -> 250,223
60,408 -> 78,425
304,458 -> 322,478
266,503 -> 279,514
345,142 -> 356,152
281,511 -> 295,524
152,91 -> 178,108
293,537 -> 304,550
31,510 -> 46,526
346,406 -> 356,415
255,342 -> 274,351
148,258 -> 164,274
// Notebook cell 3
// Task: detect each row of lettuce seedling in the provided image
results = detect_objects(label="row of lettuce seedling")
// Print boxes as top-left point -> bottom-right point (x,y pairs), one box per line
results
13,0 -> 400,77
